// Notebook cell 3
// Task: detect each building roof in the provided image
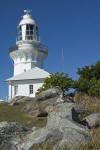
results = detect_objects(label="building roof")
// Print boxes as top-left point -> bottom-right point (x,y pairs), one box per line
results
6,67 -> 50,82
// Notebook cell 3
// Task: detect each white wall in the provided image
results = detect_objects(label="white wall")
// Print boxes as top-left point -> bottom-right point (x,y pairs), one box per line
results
8,79 -> 44,102
14,62 -> 31,76
14,61 -> 43,76
10,48 -> 47,76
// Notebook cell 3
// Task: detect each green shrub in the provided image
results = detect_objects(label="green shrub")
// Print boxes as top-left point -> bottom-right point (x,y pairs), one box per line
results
88,78 -> 100,96
36,72 -> 73,95
75,61 -> 100,97
75,77 -> 89,93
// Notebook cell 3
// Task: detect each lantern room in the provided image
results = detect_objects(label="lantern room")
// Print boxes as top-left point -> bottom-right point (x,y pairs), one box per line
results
17,10 -> 39,42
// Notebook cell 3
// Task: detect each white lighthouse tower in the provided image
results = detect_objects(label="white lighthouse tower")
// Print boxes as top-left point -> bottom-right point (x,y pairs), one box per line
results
6,10 -> 49,101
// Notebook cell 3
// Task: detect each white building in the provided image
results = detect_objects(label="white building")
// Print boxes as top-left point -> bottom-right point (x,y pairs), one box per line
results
6,10 -> 49,101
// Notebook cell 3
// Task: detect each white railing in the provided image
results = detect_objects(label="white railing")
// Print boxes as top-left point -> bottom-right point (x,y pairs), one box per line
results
9,44 -> 48,53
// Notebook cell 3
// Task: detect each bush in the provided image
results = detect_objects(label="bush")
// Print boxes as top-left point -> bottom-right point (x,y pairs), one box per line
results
88,78 -> 100,96
75,61 -> 100,97
36,72 -> 74,95
75,77 -> 89,93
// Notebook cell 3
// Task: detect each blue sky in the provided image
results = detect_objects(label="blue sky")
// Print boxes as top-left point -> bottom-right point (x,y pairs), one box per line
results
0,0 -> 100,99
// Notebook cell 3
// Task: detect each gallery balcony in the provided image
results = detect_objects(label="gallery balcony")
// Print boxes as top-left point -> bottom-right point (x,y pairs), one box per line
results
9,44 -> 48,54
9,45 -> 18,53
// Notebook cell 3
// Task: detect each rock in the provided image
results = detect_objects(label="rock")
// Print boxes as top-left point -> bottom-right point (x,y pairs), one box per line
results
73,104 -> 87,114
84,113 -> 100,128
45,105 -> 58,113
58,127 -> 90,150
0,122 -> 29,150
35,86 -> 63,102
62,95 -> 74,103
46,103 -> 86,129
10,96 -> 33,106
18,102 -> 90,150
22,100 -> 38,112
0,121 -> 29,135
22,87 -> 75,117
29,109 -> 48,117
0,141 -> 15,150
17,127 -> 63,150
0,101 -> 91,150
17,87 -> 63,111
0,87 -> 92,150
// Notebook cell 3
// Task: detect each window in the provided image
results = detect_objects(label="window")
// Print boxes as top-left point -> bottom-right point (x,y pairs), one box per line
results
30,25 -> 33,30
25,24 -> 34,40
14,85 -> 18,96
26,31 -> 30,35
19,26 -> 22,31
29,85 -> 33,94
30,31 -> 33,35
18,26 -> 22,41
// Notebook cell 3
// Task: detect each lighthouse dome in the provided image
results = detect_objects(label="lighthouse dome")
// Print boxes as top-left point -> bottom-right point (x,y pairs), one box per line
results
17,10 -> 39,42
19,14 -> 36,25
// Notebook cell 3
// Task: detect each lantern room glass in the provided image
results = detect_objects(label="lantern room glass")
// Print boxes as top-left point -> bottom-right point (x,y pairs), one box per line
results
18,24 -> 39,41
25,24 -> 34,40
18,26 -> 22,41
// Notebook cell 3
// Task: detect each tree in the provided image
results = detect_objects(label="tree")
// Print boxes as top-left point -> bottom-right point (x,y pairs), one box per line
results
88,78 -> 100,96
75,61 -> 100,96
36,72 -> 74,95
93,61 -> 100,80
75,77 -> 89,93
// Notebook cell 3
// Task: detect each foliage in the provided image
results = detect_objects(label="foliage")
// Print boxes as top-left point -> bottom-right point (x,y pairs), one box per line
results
75,61 -> 100,96
36,72 -> 74,95
75,77 -> 89,93
88,78 -> 100,96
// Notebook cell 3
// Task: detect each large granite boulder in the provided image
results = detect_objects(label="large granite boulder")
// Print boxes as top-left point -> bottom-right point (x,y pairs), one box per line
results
83,113 -> 100,128
0,122 -> 29,150
35,86 -> 63,101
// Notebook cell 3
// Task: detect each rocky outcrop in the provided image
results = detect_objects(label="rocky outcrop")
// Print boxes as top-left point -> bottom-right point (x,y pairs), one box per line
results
1,87 -> 100,150
22,87 -> 75,117
10,102 -> 90,150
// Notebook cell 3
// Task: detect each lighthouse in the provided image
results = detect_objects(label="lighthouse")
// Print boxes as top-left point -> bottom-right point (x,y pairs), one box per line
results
6,10 -> 49,101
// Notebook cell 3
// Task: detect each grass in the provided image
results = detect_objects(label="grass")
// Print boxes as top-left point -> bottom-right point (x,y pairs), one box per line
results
0,102 -> 47,128
74,93 -> 100,113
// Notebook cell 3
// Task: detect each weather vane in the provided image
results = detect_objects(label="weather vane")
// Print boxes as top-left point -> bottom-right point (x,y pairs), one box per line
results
24,9 -> 32,15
